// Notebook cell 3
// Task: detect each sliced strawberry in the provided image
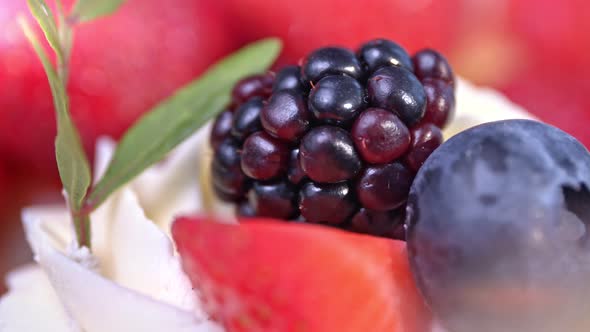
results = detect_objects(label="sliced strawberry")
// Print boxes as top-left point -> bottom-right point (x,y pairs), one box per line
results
173,217 -> 432,332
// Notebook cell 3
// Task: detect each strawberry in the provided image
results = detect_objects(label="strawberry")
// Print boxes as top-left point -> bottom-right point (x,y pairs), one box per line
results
173,217 -> 432,332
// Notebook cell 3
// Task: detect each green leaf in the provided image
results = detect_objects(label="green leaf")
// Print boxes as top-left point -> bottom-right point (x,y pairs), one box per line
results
19,17 -> 91,212
70,0 -> 127,23
25,0 -> 62,59
86,38 -> 282,208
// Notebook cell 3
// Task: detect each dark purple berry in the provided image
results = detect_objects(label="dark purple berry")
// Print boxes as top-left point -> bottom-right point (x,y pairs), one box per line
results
308,75 -> 366,124
231,97 -> 264,140
288,148 -> 307,185
348,208 -> 405,239
210,110 -> 233,149
273,65 -> 306,93
357,39 -> 413,72
351,108 -> 411,164
367,66 -> 426,126
261,91 -> 310,141
412,49 -> 455,86
235,200 -> 256,218
241,131 -> 289,181
248,181 -> 297,219
357,162 -> 413,211
231,73 -> 274,105
301,47 -> 363,84
404,123 -> 443,172
299,181 -> 357,224
300,126 -> 362,183
211,139 -> 249,198
212,182 -> 242,203
419,78 -> 455,128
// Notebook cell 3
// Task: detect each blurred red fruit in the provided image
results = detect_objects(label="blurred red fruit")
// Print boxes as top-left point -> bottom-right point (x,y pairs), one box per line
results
173,217 -> 432,332
0,0 -> 238,185
216,0 -> 463,65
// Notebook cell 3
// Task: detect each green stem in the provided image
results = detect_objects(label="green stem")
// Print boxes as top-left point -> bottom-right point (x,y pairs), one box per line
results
73,212 -> 91,249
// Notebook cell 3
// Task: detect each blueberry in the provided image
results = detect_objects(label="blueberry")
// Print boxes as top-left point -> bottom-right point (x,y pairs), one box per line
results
407,120 -> 590,332
404,123 -> 443,172
351,108 -> 411,164
357,162 -> 414,211
241,131 -> 289,181
367,66 -> 426,126
287,148 -> 307,185
211,139 -> 249,199
301,47 -> 363,84
412,49 -> 454,86
231,73 -> 274,105
299,181 -> 357,224
210,110 -> 233,149
418,78 -> 455,128
248,181 -> 297,219
231,97 -> 264,140
273,65 -> 306,93
261,90 -> 310,142
357,39 -> 413,73
348,208 -> 405,239
300,126 -> 362,183
308,75 -> 366,124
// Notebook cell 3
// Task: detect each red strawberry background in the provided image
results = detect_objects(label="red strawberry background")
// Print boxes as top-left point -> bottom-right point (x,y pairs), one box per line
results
1,0 -> 589,293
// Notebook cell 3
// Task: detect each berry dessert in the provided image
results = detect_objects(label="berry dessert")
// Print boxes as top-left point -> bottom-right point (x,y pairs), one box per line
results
209,39 -> 456,239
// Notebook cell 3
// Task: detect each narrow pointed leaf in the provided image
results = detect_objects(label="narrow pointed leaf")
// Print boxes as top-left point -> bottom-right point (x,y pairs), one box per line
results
71,0 -> 127,23
86,38 -> 281,208
20,17 -> 91,212
25,0 -> 62,59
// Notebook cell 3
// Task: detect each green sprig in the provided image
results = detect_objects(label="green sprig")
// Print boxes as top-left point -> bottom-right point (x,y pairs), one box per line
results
21,0 -> 281,250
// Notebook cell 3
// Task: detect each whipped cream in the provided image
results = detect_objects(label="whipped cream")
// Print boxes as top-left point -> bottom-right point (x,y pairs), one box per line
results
0,79 -> 534,332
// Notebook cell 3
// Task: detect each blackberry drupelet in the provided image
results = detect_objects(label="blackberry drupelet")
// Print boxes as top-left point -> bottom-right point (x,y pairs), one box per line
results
209,38 -> 456,239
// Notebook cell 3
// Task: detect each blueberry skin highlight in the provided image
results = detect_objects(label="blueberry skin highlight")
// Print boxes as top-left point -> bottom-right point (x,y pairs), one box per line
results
406,119 -> 590,332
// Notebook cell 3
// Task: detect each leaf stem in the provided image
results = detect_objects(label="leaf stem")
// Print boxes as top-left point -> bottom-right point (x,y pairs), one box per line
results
73,212 -> 91,249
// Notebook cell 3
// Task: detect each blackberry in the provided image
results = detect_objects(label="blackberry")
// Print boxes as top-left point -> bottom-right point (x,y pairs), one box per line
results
209,38 -> 456,240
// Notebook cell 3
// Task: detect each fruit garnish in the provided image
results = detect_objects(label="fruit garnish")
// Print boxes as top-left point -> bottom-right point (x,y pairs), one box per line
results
20,0 -> 280,249
210,39 -> 456,239
173,216 -> 432,332
407,119 -> 590,332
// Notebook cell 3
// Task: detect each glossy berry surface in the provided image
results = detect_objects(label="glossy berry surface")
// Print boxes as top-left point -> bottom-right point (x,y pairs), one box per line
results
357,162 -> 413,211
231,97 -> 264,140
299,182 -> 357,224
301,47 -> 363,84
404,123 -> 443,172
419,78 -> 455,128
357,39 -> 413,72
308,75 -> 366,124
248,181 -> 297,219
412,49 -> 455,86
261,91 -> 310,141
287,149 -> 307,185
211,139 -> 249,200
348,208 -> 405,239
210,39 -> 455,238
407,120 -> 590,332
273,65 -> 306,93
241,131 -> 289,180
210,110 -> 234,150
352,108 -> 410,164
231,74 -> 274,105
367,66 -> 426,126
300,126 -> 362,183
